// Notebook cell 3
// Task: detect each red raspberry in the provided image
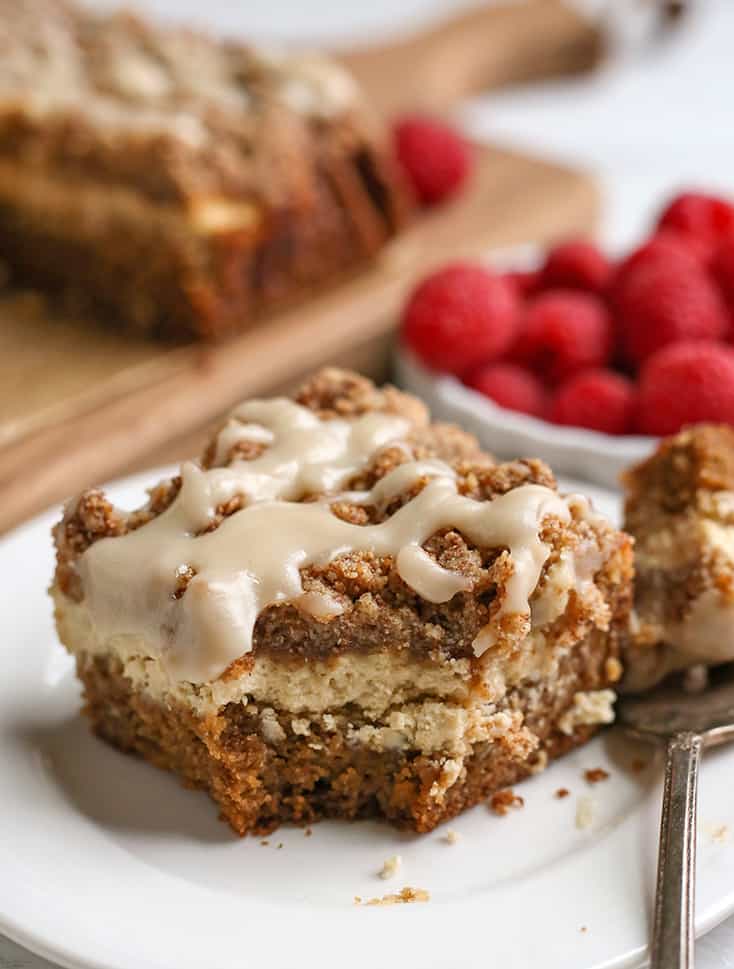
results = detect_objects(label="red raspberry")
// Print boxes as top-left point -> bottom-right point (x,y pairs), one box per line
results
614,259 -> 727,366
638,341 -> 734,435
394,115 -> 472,205
501,270 -> 540,299
550,369 -> 636,435
711,235 -> 734,315
464,363 -> 546,418
613,231 -> 705,291
658,192 -> 734,253
539,239 -> 612,294
513,290 -> 613,383
401,263 -> 518,375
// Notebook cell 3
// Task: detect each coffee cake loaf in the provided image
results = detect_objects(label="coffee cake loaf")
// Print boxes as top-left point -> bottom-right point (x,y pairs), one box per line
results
623,424 -> 734,690
0,0 -> 409,339
52,369 -> 633,835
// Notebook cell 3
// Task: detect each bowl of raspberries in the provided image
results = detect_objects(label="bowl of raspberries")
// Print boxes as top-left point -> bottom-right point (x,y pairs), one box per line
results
396,191 -> 734,487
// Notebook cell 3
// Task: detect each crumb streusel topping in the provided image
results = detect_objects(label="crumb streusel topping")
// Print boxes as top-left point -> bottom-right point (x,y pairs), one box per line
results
72,393 -> 575,683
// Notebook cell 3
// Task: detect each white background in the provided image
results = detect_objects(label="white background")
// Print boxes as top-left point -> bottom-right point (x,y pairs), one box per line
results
3,1 -> 734,966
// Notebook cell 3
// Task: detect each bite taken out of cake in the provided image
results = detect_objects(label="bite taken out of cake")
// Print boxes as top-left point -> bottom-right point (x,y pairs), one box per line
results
51,369 -> 633,836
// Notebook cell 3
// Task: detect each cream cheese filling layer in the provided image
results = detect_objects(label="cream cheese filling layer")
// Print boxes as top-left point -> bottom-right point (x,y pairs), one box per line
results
56,586 -> 616,794
54,589 -> 471,719
55,585 -> 613,728
75,398 -> 580,684
56,592 -> 517,765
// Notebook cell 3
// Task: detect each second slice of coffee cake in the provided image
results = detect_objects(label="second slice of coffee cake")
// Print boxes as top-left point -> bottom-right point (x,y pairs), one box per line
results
623,424 -> 734,690
52,369 -> 632,835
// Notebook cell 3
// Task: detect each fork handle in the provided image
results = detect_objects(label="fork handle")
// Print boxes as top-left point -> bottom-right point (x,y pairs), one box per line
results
651,731 -> 704,969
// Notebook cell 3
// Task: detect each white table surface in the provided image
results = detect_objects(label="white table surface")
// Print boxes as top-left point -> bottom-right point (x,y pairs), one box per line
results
5,1 -> 734,966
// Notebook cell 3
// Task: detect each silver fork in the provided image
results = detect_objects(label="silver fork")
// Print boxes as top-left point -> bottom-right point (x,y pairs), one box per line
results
618,669 -> 734,969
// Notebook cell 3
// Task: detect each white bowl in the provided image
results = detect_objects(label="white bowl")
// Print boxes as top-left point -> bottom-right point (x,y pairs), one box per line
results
394,349 -> 657,489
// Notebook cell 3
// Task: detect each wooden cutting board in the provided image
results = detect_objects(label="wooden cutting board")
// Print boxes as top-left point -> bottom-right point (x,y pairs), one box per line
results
0,2 -> 604,532
340,0 -> 603,116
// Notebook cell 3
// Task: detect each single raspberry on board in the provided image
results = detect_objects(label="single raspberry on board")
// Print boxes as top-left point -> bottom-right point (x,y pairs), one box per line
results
513,290 -> 613,383
401,263 -> 518,375
613,258 -> 727,366
393,115 -> 472,205
539,239 -> 612,294
464,363 -> 547,418
549,369 -> 636,434
637,341 -> 734,435
657,192 -> 734,253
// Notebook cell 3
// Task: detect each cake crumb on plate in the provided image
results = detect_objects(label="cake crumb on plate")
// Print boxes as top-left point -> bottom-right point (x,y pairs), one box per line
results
489,789 -> 524,815
555,787 -> 570,799
576,796 -> 595,830
584,768 -> 610,784
379,854 -> 402,880
444,829 -> 460,844
703,822 -> 730,844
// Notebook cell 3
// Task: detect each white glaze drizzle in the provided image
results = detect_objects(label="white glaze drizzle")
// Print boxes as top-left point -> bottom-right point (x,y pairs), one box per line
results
80,400 -> 572,683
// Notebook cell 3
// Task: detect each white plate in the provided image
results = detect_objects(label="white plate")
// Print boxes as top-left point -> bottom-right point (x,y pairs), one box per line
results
395,350 -> 656,490
2,471 -> 734,969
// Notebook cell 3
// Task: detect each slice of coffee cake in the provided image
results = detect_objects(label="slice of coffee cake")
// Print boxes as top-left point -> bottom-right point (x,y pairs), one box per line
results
623,424 -> 734,690
52,369 -> 632,835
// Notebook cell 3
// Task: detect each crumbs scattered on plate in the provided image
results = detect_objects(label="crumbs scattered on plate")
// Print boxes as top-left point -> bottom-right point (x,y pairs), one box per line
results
555,787 -> 570,799
355,887 -> 430,906
444,829 -> 460,844
584,768 -> 610,785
